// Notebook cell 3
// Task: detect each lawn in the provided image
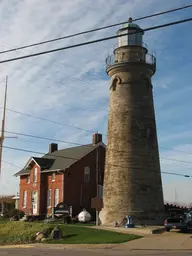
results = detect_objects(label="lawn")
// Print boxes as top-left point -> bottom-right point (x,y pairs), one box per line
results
0,221 -> 141,245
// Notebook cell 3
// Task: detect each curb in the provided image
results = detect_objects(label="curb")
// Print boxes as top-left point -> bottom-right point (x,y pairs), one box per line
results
151,228 -> 165,234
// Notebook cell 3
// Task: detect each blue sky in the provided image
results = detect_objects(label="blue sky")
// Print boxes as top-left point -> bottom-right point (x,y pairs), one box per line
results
0,0 -> 191,205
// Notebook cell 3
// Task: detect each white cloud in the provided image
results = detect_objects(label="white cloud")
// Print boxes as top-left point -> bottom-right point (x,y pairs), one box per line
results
0,0 -> 191,207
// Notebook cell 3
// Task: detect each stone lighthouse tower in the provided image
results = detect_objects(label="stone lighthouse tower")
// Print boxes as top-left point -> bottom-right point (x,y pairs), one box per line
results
99,18 -> 164,225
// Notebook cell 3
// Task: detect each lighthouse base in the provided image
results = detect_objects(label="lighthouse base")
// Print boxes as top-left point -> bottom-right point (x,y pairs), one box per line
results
99,209 -> 165,227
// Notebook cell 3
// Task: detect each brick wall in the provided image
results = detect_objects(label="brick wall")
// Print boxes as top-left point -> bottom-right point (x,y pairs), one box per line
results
19,145 -> 105,218
45,171 -> 64,216
64,145 -> 105,217
19,163 -> 41,215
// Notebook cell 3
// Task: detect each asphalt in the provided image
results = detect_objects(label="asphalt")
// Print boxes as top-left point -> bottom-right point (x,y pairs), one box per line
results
0,247 -> 191,256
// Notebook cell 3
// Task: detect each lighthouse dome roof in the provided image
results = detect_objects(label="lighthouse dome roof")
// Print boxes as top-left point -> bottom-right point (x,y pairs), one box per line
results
123,22 -> 140,29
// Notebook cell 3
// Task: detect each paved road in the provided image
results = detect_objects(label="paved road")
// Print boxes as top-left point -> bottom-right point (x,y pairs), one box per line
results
0,248 -> 192,256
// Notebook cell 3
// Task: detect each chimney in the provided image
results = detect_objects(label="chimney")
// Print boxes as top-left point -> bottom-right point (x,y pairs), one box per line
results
92,133 -> 102,145
49,143 -> 58,153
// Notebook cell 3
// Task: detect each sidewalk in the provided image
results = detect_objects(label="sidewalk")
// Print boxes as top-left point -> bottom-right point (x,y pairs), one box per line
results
116,231 -> 192,250
89,225 -> 165,235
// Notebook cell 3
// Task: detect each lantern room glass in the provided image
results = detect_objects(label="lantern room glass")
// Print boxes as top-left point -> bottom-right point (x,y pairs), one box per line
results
118,28 -> 143,47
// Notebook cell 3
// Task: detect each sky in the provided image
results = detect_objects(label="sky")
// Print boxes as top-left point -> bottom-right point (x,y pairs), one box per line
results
0,0 -> 191,205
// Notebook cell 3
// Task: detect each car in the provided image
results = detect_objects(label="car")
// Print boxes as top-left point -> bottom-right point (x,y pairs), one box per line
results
164,211 -> 192,233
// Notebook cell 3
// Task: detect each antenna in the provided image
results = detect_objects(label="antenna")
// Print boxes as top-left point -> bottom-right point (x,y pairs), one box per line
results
0,76 -> 8,176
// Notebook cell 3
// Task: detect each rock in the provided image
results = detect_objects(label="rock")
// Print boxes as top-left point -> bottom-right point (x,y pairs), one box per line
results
51,226 -> 62,240
36,232 -> 45,241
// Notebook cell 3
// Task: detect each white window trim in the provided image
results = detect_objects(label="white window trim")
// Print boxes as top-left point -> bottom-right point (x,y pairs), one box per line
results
54,188 -> 59,207
22,191 -> 27,208
33,167 -> 37,183
47,189 -> 52,208
26,175 -> 30,184
51,172 -> 56,182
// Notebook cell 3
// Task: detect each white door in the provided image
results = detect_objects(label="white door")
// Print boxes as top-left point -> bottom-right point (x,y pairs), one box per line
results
32,191 -> 38,215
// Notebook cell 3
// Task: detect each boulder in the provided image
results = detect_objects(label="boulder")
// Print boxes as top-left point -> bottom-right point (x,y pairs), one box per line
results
36,232 -> 45,241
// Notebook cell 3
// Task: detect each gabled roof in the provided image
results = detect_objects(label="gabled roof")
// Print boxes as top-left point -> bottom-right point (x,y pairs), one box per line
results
14,142 -> 105,176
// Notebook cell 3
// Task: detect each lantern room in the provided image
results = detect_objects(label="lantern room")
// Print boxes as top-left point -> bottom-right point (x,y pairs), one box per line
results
117,17 -> 144,47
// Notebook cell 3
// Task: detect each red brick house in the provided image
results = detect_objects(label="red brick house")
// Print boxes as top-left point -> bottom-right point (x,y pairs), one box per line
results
14,133 -> 105,218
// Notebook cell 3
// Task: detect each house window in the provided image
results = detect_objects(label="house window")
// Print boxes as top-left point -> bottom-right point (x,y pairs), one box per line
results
98,185 -> 103,198
54,189 -> 59,207
22,191 -> 27,208
26,175 -> 30,184
84,166 -> 90,183
47,189 -> 51,208
33,167 -> 37,183
51,172 -> 56,181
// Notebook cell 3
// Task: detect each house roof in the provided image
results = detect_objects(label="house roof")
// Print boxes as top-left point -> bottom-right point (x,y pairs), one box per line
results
14,142 -> 105,176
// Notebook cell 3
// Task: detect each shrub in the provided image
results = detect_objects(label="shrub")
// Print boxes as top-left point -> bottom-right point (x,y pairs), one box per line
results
4,209 -> 25,219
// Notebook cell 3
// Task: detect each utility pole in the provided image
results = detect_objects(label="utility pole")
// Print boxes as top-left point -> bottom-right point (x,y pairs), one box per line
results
0,76 -> 17,177
96,133 -> 99,226
0,76 -> 8,176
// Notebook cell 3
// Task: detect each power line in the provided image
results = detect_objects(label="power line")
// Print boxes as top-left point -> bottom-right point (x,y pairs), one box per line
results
0,17 -> 191,65
0,106 -> 95,134
1,144 -> 191,178
0,4 -> 191,55
133,4 -> 192,22
160,156 -> 192,164
3,129 -> 192,165
1,106 -> 192,161
2,130 -> 94,148
2,160 -> 21,169
106,163 -> 191,178
2,145 -> 79,161
159,146 -> 192,155
1,107 -> 190,155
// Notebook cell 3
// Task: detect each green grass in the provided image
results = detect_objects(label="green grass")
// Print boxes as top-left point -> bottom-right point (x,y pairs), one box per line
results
0,221 -> 141,245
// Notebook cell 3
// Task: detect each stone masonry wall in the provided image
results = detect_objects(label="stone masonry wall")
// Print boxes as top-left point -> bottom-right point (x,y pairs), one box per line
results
99,47 -> 164,225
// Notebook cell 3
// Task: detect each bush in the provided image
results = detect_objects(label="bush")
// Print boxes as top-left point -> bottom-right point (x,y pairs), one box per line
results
3,209 -> 25,219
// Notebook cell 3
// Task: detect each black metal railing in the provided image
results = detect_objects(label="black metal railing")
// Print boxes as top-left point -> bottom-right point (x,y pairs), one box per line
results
106,53 -> 156,70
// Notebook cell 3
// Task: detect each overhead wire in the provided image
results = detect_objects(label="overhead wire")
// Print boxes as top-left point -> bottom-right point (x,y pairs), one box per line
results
0,10 -> 191,178
0,4 -> 191,55
1,143 -> 191,178
2,127 -> 192,159
0,106 -> 185,153
2,145 -> 79,161
2,130 -> 192,165
0,106 -> 96,134
0,18 -> 191,64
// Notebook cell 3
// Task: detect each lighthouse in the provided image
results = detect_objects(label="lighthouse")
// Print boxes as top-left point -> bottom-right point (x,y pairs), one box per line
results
99,18 -> 164,225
